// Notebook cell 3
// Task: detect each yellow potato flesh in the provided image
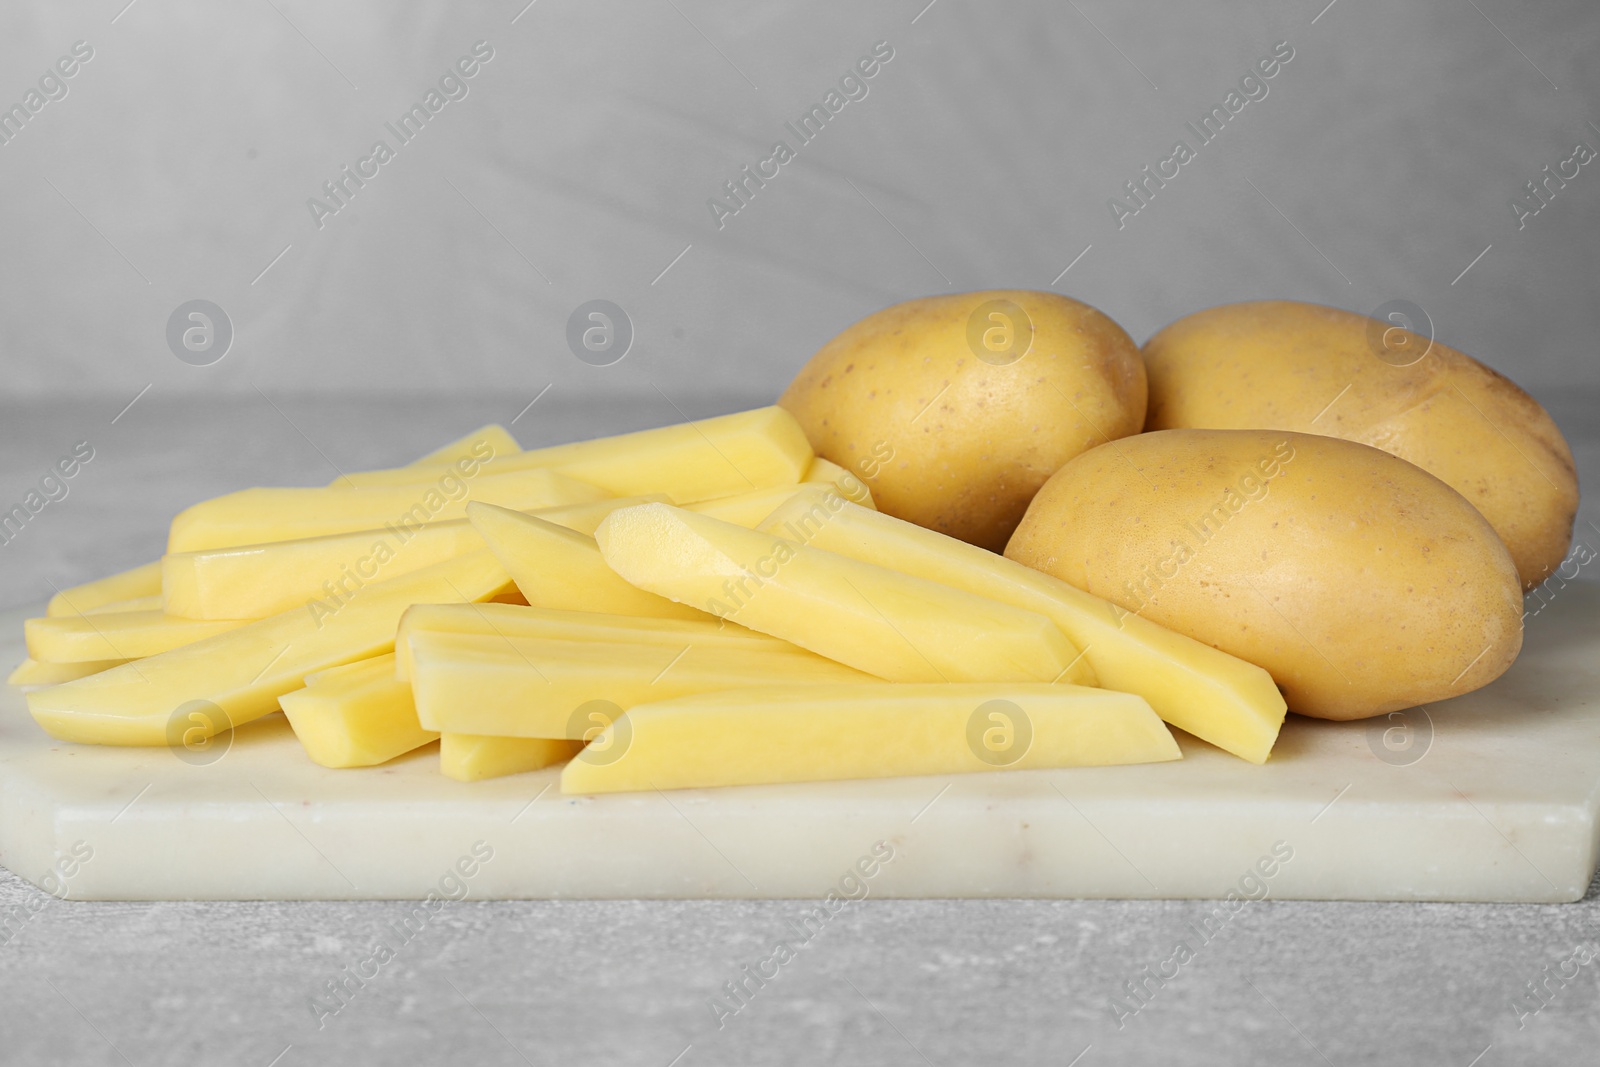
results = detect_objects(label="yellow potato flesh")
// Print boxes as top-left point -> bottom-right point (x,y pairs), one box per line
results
561,683 -> 1180,794
410,632 -> 872,738
1005,429 -> 1524,720
408,423 -> 520,466
686,477 -> 875,529
759,489 -> 1284,763
46,560 -> 163,616
337,406 -> 813,503
25,611 -> 250,663
75,595 -> 166,615
467,503 -> 711,622
395,601 -> 786,680
280,654 -> 437,769
595,504 -> 1092,685
8,657 -> 129,687
439,734 -> 580,782
167,467 -> 609,553
802,457 -> 877,503
26,550 -> 512,746
163,496 -> 666,621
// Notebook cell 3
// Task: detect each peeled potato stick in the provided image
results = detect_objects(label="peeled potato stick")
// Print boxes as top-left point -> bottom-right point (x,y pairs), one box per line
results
26,550 -> 512,747
560,683 -> 1181,794
8,657 -> 129,687
407,423 -> 521,467
440,734 -> 581,782
281,654 -> 437,768
468,502 -> 712,622
409,631 -> 873,738
337,406 -> 813,503
759,491 -> 1286,763
395,601 -> 785,681
685,478 -> 875,529
167,467 -> 609,553
25,611 -> 249,663
596,503 -> 1095,686
46,560 -> 163,617
163,495 -> 666,621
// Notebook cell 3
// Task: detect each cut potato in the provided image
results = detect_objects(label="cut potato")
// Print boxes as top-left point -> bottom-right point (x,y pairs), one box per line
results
25,611 -> 250,663
8,656 -> 129,687
440,734 -> 581,782
336,406 -> 813,503
561,683 -> 1180,794
408,423 -> 520,467
83,595 -> 166,615
759,489 -> 1286,763
802,457 -> 876,504
280,654 -> 437,768
686,479 -> 875,529
46,560 -> 163,617
410,631 -> 873,737
26,550 -> 512,747
595,503 -> 1093,685
168,468 -> 609,553
396,602 -> 787,681
163,495 -> 665,621
467,502 -> 712,622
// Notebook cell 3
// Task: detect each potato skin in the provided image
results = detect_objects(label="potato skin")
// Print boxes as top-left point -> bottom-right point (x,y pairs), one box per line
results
1004,429 -> 1523,720
1143,300 -> 1578,589
780,290 -> 1146,552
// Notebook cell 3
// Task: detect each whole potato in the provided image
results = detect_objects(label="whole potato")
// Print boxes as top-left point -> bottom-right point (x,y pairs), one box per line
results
1005,429 -> 1523,720
1143,300 -> 1578,589
780,290 -> 1146,552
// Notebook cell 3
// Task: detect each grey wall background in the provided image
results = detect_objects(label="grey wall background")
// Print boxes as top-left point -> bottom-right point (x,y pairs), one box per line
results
0,0 -> 1596,403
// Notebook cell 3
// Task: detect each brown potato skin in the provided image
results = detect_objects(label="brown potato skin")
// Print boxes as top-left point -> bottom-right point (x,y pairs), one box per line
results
1004,429 -> 1524,720
780,291 -> 1146,552
1142,300 -> 1578,589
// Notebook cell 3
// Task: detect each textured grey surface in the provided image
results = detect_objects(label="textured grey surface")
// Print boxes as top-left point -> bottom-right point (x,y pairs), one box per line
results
1,395 -> 1598,1065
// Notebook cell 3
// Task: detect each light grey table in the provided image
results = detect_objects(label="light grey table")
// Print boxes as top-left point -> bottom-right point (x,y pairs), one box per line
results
2,393 -> 1598,1067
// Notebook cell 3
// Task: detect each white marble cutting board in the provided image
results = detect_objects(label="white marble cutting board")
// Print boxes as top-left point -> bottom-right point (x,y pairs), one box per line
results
2,580 -> 1596,903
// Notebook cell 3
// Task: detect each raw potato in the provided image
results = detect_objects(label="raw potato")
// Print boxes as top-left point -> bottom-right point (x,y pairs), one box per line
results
760,488 -> 1286,763
8,657 -> 129,687
684,460 -> 876,528
410,632 -> 873,738
81,595 -> 165,615
560,683 -> 1180,794
168,468 -> 609,553
467,503 -> 713,622
439,734 -> 581,782
1006,429 -> 1524,720
408,423 -> 521,466
27,550 -> 512,746
1142,300 -> 1578,588
801,457 -> 876,503
25,610 -> 249,663
46,560 -> 163,616
338,406 -> 813,504
394,601 -> 787,681
780,290 -> 1147,551
163,495 -> 665,621
281,654 -> 437,768
597,503 -> 1095,685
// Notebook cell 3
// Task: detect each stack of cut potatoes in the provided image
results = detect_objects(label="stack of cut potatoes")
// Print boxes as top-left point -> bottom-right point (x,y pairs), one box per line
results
10,405 -> 1291,792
